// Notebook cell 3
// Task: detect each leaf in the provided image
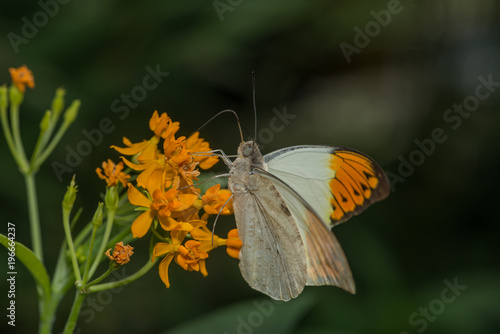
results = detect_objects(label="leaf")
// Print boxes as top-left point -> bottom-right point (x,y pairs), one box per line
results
0,233 -> 51,298
160,292 -> 317,334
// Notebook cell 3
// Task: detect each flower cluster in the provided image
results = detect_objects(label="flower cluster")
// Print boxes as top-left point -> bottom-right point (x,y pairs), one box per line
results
9,65 -> 35,92
105,241 -> 134,265
107,111 -> 241,288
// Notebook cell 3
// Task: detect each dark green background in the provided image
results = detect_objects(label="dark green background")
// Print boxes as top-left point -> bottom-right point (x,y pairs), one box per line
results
1,0 -> 499,333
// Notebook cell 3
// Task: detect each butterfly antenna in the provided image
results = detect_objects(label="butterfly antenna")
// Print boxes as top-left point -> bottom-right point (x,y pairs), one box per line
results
211,193 -> 234,245
251,71 -> 257,142
193,109 -> 245,143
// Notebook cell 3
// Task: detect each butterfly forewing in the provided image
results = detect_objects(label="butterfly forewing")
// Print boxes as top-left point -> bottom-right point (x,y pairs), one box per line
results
264,145 -> 390,226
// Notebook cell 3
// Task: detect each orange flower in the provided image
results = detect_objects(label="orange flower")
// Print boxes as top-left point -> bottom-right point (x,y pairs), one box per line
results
105,241 -> 134,265
202,184 -> 233,215
152,220 -> 207,288
111,136 -> 160,164
190,224 -> 226,253
9,65 -> 35,93
127,184 -> 196,238
96,159 -> 130,187
186,132 -> 219,169
176,240 -> 208,273
226,229 -> 242,259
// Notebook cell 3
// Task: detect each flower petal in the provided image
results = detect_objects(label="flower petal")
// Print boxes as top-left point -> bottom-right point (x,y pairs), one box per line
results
158,254 -> 175,288
131,210 -> 154,238
127,184 -> 151,208
153,242 -> 174,259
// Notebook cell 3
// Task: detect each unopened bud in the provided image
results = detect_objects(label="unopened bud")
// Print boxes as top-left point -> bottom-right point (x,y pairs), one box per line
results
62,175 -> 78,211
63,99 -> 80,125
51,88 -> 65,117
40,110 -> 51,131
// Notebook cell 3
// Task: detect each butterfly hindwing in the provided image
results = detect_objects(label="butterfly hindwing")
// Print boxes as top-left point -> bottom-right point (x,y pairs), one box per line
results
255,167 -> 355,293
230,168 -> 307,301
264,145 -> 390,226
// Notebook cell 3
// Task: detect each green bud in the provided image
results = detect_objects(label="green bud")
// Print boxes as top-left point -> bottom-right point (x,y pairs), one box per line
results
51,88 -> 66,117
40,110 -> 52,131
0,85 -> 7,110
91,202 -> 104,228
105,186 -> 119,211
8,85 -> 23,106
63,99 -> 81,125
62,175 -> 78,211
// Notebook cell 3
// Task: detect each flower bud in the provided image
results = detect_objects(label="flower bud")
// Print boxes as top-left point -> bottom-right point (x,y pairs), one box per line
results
63,99 -> 80,125
104,186 -> 119,211
40,110 -> 51,131
91,202 -> 104,228
62,175 -> 78,211
8,85 -> 23,106
51,88 -> 65,117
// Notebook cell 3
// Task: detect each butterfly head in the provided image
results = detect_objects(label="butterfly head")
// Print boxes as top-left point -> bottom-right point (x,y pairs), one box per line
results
238,140 -> 264,164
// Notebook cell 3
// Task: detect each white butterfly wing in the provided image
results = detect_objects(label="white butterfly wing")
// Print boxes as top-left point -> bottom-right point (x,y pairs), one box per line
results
230,171 -> 308,301
254,167 -> 355,292
264,145 -> 390,227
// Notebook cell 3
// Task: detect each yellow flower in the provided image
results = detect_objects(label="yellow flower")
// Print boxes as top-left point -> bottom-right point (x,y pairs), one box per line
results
9,65 -> 35,93
105,241 -> 134,265
202,184 -> 233,215
127,184 -> 196,238
96,159 -> 130,187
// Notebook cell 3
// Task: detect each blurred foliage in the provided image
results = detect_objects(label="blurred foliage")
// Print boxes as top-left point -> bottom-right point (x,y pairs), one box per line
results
1,0 -> 500,333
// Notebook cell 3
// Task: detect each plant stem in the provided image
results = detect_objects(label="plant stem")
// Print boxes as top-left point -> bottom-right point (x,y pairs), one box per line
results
88,258 -> 156,293
62,291 -> 86,334
62,206 -> 82,283
25,172 -> 44,263
85,267 -> 112,288
88,209 -> 115,278
82,225 -> 99,284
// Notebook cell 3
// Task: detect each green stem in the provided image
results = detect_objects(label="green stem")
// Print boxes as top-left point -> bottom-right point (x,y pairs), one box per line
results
88,258 -> 157,293
151,225 -> 172,243
82,225 -> 99,284
9,102 -> 29,169
33,120 -> 70,170
85,267 -> 112,288
88,209 -> 115,278
25,173 -> 44,263
62,291 -> 86,334
62,206 -> 82,282
0,100 -> 27,170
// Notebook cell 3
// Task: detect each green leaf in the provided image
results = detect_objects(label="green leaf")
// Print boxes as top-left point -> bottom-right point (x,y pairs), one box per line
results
0,233 -> 51,298
160,293 -> 317,334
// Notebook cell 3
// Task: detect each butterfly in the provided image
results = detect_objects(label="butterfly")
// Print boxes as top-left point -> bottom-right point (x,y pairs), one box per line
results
226,140 -> 390,301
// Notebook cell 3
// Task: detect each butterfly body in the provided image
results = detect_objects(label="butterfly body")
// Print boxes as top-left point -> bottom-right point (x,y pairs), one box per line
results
228,140 -> 389,301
